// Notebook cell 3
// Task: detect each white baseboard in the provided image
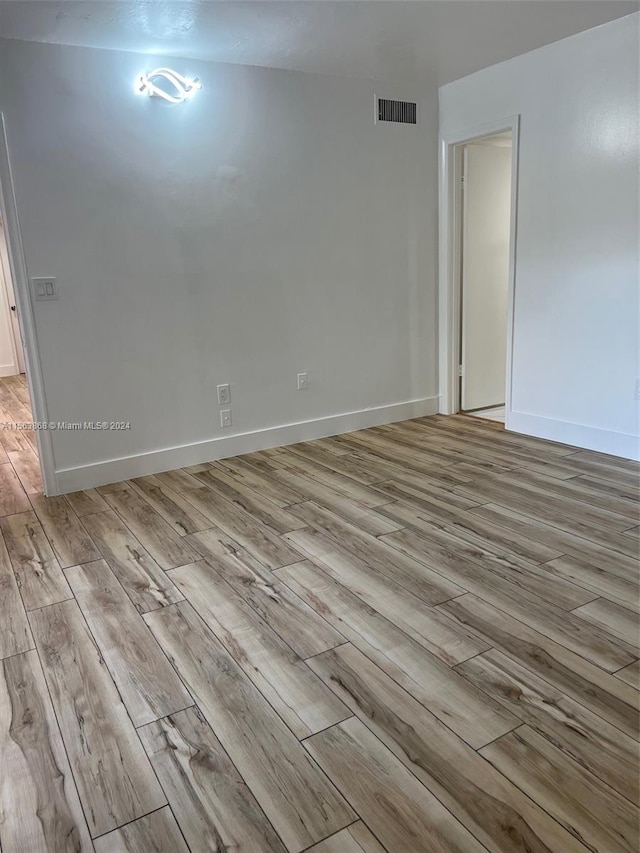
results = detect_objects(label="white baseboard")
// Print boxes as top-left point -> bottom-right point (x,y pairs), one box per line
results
507,410 -> 640,461
0,363 -> 18,378
53,395 -> 440,494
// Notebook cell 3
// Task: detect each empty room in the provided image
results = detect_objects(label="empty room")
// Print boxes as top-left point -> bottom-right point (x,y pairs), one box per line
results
0,1 -> 638,851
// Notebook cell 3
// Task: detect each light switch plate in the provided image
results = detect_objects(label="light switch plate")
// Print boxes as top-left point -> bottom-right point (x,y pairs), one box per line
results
32,277 -> 58,301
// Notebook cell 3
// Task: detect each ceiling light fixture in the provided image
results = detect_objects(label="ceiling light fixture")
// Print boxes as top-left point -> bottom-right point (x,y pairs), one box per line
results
136,68 -> 202,103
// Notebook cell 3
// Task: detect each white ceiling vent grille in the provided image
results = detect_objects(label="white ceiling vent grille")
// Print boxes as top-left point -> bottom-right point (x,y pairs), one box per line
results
377,98 -> 417,125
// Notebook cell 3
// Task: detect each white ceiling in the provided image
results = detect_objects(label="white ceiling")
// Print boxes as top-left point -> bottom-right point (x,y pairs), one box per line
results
0,0 -> 637,84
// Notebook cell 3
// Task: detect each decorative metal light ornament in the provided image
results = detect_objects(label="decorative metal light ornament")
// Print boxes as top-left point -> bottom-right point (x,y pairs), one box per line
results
136,68 -> 202,103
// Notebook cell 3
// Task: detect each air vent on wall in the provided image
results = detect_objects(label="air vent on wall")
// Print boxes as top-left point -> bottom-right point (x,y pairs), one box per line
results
377,98 -> 417,125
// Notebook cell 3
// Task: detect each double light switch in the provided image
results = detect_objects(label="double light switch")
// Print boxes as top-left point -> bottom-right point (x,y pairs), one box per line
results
32,277 -> 58,301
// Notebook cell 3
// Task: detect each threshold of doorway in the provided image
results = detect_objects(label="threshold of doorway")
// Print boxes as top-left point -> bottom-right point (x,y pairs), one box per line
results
463,405 -> 505,424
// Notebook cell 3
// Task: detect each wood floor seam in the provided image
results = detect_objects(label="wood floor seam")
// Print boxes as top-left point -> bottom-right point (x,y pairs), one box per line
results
302,641 -> 352,663
298,714 -> 358,742
296,818 -> 365,853
24,595 -> 76,612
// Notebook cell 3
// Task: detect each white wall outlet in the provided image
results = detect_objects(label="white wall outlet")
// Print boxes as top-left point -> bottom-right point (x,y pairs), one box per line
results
297,372 -> 308,391
220,409 -> 232,428
217,383 -> 231,405
32,277 -> 58,301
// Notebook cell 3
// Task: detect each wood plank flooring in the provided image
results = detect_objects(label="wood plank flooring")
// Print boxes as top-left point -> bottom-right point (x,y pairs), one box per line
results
0,374 -> 638,852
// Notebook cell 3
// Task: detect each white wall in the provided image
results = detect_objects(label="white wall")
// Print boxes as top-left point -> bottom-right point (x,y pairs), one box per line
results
441,14 -> 640,458
0,39 -> 438,491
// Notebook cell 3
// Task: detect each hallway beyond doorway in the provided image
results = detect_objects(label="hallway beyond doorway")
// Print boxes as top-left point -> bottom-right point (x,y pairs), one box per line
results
0,373 -> 43,497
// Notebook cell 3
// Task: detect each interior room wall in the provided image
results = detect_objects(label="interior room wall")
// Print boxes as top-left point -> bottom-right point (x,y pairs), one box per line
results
440,13 -> 640,459
0,39 -> 438,491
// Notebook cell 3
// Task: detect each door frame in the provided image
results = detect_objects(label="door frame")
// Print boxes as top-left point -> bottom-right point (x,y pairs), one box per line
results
438,114 -> 520,426
0,113 -> 57,493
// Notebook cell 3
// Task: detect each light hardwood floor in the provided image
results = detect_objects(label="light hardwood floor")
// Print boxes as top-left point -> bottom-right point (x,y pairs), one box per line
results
0,374 -> 638,852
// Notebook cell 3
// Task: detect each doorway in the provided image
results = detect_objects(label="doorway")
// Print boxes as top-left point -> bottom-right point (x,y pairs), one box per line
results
0,112 -> 55,494
0,212 -> 42,494
438,115 -> 519,426
460,131 -> 513,423
0,216 -> 26,376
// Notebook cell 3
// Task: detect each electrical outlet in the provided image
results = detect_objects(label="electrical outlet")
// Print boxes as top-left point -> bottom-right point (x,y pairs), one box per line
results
297,372 -> 308,391
220,409 -> 232,428
217,383 -> 231,405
